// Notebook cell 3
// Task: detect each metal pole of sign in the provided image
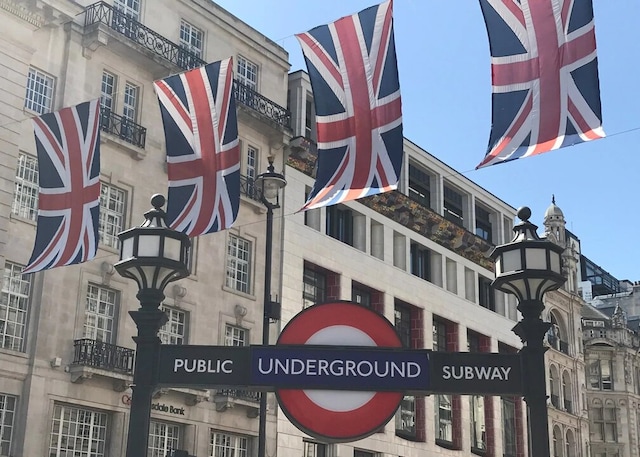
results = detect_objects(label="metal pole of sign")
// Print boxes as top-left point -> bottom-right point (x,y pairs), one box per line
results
490,207 -> 565,457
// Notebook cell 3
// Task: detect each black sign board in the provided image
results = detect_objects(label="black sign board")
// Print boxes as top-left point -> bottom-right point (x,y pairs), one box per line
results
428,352 -> 523,395
157,345 -> 250,387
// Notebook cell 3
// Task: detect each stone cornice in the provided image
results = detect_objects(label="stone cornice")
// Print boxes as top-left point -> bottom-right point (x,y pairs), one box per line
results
0,0 -> 45,27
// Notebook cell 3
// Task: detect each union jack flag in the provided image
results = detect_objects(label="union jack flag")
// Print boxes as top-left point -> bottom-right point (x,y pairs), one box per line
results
476,0 -> 605,169
297,0 -> 403,211
154,58 -> 240,236
24,100 -> 101,274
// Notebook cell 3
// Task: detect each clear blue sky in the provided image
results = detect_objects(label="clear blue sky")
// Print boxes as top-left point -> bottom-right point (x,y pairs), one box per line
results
216,0 -> 640,282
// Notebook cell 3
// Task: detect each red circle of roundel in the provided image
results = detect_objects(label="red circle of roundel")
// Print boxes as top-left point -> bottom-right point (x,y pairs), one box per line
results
276,301 -> 404,442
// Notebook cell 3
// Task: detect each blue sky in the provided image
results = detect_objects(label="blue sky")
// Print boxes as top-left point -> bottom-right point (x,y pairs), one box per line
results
216,0 -> 640,281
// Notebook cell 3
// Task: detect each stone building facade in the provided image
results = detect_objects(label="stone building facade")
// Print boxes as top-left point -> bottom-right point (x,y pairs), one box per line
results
0,0 -> 290,455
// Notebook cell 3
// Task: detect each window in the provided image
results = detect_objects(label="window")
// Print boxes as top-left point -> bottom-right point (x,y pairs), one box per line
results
591,407 -> 617,442
305,98 -> 314,139
159,307 -> 186,345
326,205 -> 353,246
113,0 -> 140,19
0,394 -> 16,455
226,235 -> 252,294
0,262 -> 31,351
443,185 -> 464,227
303,267 -> 326,308
394,304 -> 412,348
470,395 -> 485,452
25,67 -> 54,114
122,83 -> 139,122
408,163 -> 431,208
179,20 -> 203,58
396,395 -> 416,438
410,242 -> 430,281
149,421 -> 180,457
478,276 -> 495,311
433,319 -> 447,352
435,394 -> 453,443
352,284 -> 371,308
99,183 -> 126,249
83,284 -> 117,343
210,431 -> 249,457
49,404 -> 108,457
100,71 -> 116,113
303,441 -> 326,457
475,205 -> 492,242
12,153 -> 39,221
246,145 -> 257,196
236,56 -> 258,89
502,397 -> 517,457
225,324 -> 247,347
589,359 -> 613,390
353,450 -> 374,457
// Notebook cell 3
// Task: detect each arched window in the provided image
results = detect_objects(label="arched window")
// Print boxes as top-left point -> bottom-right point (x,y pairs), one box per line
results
550,365 -> 560,408
565,429 -> 576,457
562,371 -> 572,413
553,425 -> 563,457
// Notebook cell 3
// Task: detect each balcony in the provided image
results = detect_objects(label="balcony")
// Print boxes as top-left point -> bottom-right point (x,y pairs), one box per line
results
564,399 -> 573,414
83,1 -> 205,71
70,338 -> 134,388
100,110 -> 146,148
213,389 -> 260,417
240,174 -> 260,202
233,79 -> 291,130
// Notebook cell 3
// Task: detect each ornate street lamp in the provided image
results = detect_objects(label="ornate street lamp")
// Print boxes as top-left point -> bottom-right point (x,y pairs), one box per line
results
490,207 -> 565,457
115,194 -> 191,457
254,156 -> 286,457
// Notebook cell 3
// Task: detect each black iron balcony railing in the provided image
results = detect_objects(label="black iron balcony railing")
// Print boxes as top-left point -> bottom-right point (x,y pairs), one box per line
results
72,338 -> 135,373
233,79 -> 290,129
83,1 -> 205,71
240,174 -> 260,202
216,389 -> 260,402
564,399 -> 572,413
100,110 -> 146,148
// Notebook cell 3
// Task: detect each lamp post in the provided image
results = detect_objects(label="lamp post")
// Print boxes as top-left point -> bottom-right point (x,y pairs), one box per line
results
115,194 -> 191,457
490,207 -> 565,457
254,156 -> 286,457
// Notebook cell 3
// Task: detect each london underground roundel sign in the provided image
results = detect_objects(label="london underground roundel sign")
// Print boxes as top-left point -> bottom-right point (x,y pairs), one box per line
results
276,301 -> 403,442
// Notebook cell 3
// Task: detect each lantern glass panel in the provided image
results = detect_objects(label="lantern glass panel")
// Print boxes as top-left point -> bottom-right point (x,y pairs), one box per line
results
502,249 -> 522,273
164,237 -> 182,262
525,248 -> 547,270
550,251 -> 561,274
121,236 -> 134,260
138,234 -> 161,257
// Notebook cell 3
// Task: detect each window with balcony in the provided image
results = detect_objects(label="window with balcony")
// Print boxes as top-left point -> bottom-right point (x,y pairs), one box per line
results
149,420 -> 181,457
443,184 -> 464,227
99,183 -> 126,249
159,306 -> 186,345
590,406 -> 617,442
0,394 -> 16,455
83,284 -> 117,343
410,242 -> 430,281
304,441 -> 327,457
326,205 -> 353,246
123,82 -> 139,123
114,0 -> 140,19
179,20 -> 203,58
100,71 -> 116,113
303,266 -> 327,308
25,67 -> 54,114
408,163 -> 431,208
12,153 -> 39,220
225,234 -> 252,294
1,262 -> 31,352
475,204 -> 492,243
478,275 -> 495,311
210,431 -> 250,457
49,404 -> 108,457
589,359 -> 613,390
236,56 -> 258,90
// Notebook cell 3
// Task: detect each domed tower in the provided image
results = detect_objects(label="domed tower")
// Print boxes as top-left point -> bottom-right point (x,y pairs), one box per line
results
544,195 -> 566,246
543,196 -> 579,294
